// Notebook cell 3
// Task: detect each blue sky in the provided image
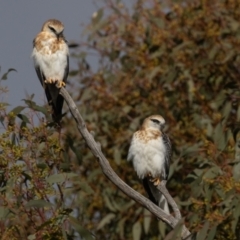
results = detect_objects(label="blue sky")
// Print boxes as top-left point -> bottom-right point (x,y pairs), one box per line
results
0,0 -> 100,109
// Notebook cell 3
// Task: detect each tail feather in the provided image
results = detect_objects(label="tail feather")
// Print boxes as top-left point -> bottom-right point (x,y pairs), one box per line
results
143,178 -> 170,214
159,194 -> 170,214
142,178 -> 158,205
45,85 -> 64,123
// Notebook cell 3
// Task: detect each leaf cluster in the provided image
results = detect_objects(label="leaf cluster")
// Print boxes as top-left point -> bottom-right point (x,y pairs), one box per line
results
2,0 -> 240,239
0,89 -> 94,239
64,0 -> 240,239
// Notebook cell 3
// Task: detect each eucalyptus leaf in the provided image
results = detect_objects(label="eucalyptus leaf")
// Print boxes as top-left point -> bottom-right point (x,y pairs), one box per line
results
26,200 -> 53,208
0,207 -> 9,219
47,173 -> 79,184
197,221 -> 209,240
1,68 -> 17,80
97,213 -> 116,230
207,225 -> 217,240
69,216 -> 94,240
132,221 -> 142,240
143,208 -> 151,234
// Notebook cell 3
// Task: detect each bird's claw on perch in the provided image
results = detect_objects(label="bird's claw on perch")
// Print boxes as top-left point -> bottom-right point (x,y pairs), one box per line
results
56,80 -> 66,88
44,78 -> 57,84
150,177 -> 161,186
44,79 -> 65,89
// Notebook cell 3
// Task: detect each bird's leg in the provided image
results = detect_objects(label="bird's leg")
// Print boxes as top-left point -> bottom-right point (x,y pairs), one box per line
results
56,80 -> 66,88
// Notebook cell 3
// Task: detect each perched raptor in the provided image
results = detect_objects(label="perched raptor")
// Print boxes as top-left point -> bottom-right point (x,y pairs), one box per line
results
32,19 -> 69,124
127,115 -> 171,214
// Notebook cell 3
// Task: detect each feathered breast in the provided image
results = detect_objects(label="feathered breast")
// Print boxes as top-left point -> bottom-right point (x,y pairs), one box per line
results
127,129 -> 167,179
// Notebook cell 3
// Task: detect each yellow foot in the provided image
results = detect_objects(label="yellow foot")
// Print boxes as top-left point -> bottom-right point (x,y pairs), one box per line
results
56,80 -> 66,88
44,78 -> 57,84
150,177 -> 161,186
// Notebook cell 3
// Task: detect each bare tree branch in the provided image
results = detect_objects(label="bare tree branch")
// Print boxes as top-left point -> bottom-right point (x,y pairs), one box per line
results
60,87 -> 192,239
157,180 -> 181,220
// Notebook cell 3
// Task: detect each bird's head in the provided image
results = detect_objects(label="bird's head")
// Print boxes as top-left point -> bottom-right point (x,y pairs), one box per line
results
142,115 -> 166,131
42,19 -> 64,40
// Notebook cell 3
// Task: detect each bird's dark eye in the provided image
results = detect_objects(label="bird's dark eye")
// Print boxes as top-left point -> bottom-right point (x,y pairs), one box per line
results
49,26 -> 56,32
151,119 -> 160,124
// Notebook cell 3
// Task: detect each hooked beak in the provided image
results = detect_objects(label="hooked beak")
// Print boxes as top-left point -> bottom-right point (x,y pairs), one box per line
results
56,32 -> 63,40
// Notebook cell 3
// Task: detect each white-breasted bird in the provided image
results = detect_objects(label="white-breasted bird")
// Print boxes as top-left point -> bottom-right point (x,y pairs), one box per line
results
127,115 -> 171,214
32,19 -> 69,124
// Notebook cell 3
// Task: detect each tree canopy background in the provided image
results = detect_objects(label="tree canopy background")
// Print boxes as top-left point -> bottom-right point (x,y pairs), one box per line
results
1,0 -> 240,239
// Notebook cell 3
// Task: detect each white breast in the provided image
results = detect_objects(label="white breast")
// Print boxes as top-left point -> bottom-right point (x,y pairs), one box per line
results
32,39 -> 68,81
127,134 -> 166,179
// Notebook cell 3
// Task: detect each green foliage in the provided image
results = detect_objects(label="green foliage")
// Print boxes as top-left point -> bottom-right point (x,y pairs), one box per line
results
2,0 -> 240,239
65,0 -> 240,239
0,76 -> 93,239
1,68 -> 17,81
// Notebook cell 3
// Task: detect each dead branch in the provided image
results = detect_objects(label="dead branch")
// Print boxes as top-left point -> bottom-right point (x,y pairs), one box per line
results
60,87 -> 191,239
157,180 -> 181,220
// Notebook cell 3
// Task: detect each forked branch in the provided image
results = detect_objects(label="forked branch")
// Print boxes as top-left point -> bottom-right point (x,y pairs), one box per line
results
157,180 -> 182,220
60,87 -> 191,239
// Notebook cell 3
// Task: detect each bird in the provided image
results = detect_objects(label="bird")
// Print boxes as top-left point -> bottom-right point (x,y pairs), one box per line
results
32,19 -> 69,124
127,115 -> 171,214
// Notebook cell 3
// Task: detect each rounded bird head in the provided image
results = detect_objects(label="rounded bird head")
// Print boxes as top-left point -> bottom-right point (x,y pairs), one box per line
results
142,115 -> 166,131
41,19 -> 65,39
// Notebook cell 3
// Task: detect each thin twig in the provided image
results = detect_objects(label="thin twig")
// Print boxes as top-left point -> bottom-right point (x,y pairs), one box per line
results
60,87 -> 191,239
